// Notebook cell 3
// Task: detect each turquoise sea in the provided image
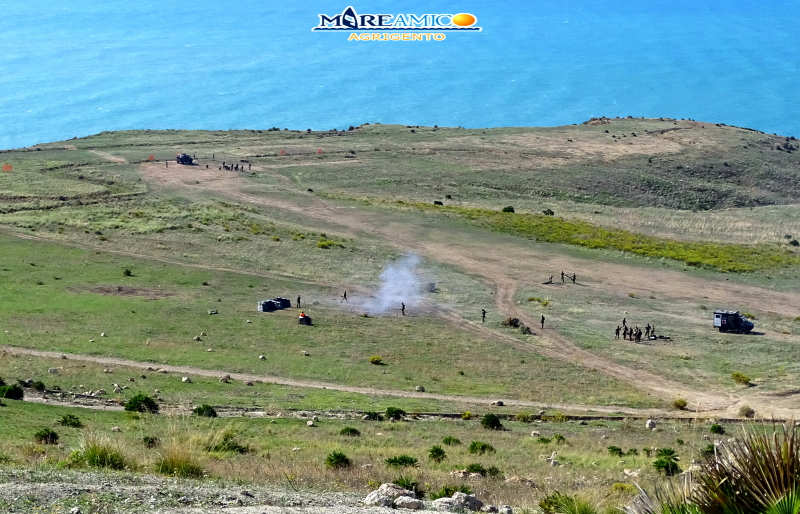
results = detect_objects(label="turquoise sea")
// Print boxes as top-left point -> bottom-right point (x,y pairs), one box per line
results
1,1 -> 798,149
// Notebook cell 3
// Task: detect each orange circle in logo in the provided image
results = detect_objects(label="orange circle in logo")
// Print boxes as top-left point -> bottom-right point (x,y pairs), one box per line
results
452,13 -> 477,27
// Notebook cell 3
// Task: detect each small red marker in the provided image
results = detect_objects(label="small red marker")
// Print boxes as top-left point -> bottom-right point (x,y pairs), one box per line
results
279,150 -> 286,156
317,149 -> 323,154
148,155 -> 155,161
2,164 -> 11,172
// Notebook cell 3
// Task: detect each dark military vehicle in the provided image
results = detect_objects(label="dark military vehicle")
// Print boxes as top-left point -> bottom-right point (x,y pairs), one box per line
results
713,310 -> 754,333
176,154 -> 193,165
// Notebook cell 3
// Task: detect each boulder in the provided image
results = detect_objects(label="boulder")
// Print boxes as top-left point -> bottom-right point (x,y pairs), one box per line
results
364,491 -> 394,508
645,419 -> 657,430
415,385 -> 426,392
453,492 -> 483,511
111,426 -> 121,432
482,506 -> 499,513
259,355 -> 266,360
377,483 -> 415,500
182,377 -> 192,383
103,368 -> 112,373
531,431 -> 541,436
306,420 -> 315,427
491,400 -> 504,406
245,381 -> 254,386
499,506 -> 513,514
432,498 -> 458,511
200,331 -> 207,336
48,368 -> 58,374
395,496 -> 424,510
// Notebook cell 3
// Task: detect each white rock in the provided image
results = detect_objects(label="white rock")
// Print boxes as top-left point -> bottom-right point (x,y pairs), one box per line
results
645,419 -> 657,430
378,483 -> 416,500
259,355 -> 266,360
111,426 -> 121,432
499,506 -> 513,514
452,492 -> 483,511
395,496 -> 424,510
531,431 -> 541,436
246,320 -> 251,323
207,348 -> 213,352
432,498 -> 458,511
48,368 -> 58,374
491,400 -> 504,406
182,377 -> 192,383
482,506 -> 499,513
101,333 -> 106,337
415,385 -> 426,392
89,339 -> 94,342
364,491 -> 394,508
114,386 -> 122,393
292,447 -> 301,451
103,368 -> 111,373
306,420 -> 315,427
200,331 -> 207,336
550,459 -> 560,467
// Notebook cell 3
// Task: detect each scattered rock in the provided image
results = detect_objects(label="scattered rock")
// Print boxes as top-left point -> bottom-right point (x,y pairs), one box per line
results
103,368 -> 112,373
645,419 -> 657,430
292,447 -> 301,451
48,368 -> 58,374
147,367 -> 155,371
434,491 -> 483,512
89,340 -> 95,343
499,506 -> 513,514
491,400 -> 504,406
111,426 -> 121,432
114,385 -> 123,393
361,463 -> 372,468
415,385 -> 426,392
182,377 -> 192,383
100,333 -> 106,337
301,350 -> 309,356
207,348 -> 213,352
259,355 -> 266,360
246,320 -> 252,323
549,459 -> 560,467
200,331 -> 207,336
245,381 -> 254,386
69,507 -> 82,514
482,506 -> 499,513
365,484 -> 417,508
193,336 -> 202,341
312,416 -> 319,422
531,431 -> 541,436
157,369 -> 167,373
127,377 -> 135,382
306,420 -> 315,427
395,496 -> 424,510
623,468 -> 641,477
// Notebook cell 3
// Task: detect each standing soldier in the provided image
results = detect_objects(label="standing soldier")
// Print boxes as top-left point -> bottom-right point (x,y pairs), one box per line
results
340,291 -> 347,303
481,309 -> 486,323
540,315 -> 545,329
401,302 -> 406,316
615,326 -> 621,339
623,327 -> 629,340
561,271 -> 565,283
622,317 -> 627,327
571,273 -> 576,284
296,295 -> 301,309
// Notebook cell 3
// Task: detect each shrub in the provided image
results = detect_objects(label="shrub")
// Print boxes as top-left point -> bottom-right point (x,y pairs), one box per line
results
0,384 -> 24,400
611,482 -> 638,495
0,377 -> 5,387
431,485 -> 472,500
537,437 -> 552,444
481,413 -> 503,430
369,355 -> 383,365
541,411 -> 568,423
32,380 -> 46,392
501,206 -> 515,213
469,441 -> 496,455
739,405 -> 755,418
542,208 -> 555,216
124,393 -> 159,413
34,427 -> 59,445
340,426 -> 360,437
394,476 -> 425,499
486,466 -> 504,479
192,404 -> 217,418
428,445 -> 446,463
539,492 -> 577,514
743,312 -> 757,320
710,423 -> 725,435
155,444 -> 204,478
553,433 -> 566,443
607,446 -> 624,457
465,462 -> 486,475
325,450 -> 351,469
732,372 -> 751,385
59,414 -> 83,428
700,444 -> 715,458
123,268 -> 132,276
515,412 -> 533,423
316,239 -> 342,249
626,448 -> 639,456
385,407 -> 406,420
461,411 -> 473,420
362,411 -> 382,421
653,448 -> 681,476
143,436 -> 160,448
442,436 -> 461,446
673,398 -> 688,410
386,454 -> 418,468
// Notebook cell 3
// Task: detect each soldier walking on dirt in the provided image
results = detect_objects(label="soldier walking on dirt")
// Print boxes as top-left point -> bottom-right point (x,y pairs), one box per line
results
571,273 -> 576,284
249,163 -> 252,170
561,271 -> 565,283
623,327 -> 629,340
651,325 -> 656,337
645,324 -> 651,338
401,302 -> 405,316
615,326 -> 621,339
340,291 -> 347,303
481,309 -> 486,323
622,317 -> 627,327
540,315 -> 545,329
296,295 -> 301,309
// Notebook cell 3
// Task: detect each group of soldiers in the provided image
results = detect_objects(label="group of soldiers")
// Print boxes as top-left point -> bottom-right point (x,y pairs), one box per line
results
219,161 -> 251,172
614,318 -> 656,343
545,271 -> 577,284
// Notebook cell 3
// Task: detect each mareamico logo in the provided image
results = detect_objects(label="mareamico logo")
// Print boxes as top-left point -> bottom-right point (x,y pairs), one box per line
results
313,6 -> 480,31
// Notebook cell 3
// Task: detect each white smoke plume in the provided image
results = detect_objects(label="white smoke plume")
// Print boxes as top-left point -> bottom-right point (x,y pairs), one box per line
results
358,254 -> 423,315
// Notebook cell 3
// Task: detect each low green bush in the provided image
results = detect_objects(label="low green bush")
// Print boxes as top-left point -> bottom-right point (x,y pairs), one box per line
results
607,445 -> 623,457
77,440 -> 127,470
732,372 -> 751,386
394,476 -> 425,499
553,433 -> 566,443
537,437 -> 552,444
34,427 -> 59,445
362,411 -> 383,421
192,404 -> 218,418
430,485 -> 472,500
468,441 -> 496,454
428,445 -> 446,462
739,405 -> 755,418
32,380 -> 46,392
205,432 -> 248,453
461,411 -> 473,420
481,413 -> 503,430
442,436 -> 461,446
673,398 -> 688,410
465,463 -> 486,475
155,447 -> 204,478
369,355 -> 383,365
0,384 -> 24,400
340,426 -> 360,437
124,393 -> 159,413
385,454 -> 418,468
653,448 -> 681,476
143,436 -> 160,448
710,424 -> 725,435
59,414 -> 83,428
325,450 -> 351,469
501,206 -> 515,213
385,407 -> 406,420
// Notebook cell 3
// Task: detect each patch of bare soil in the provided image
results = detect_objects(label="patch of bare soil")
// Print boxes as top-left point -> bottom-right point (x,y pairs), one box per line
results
68,285 -> 174,300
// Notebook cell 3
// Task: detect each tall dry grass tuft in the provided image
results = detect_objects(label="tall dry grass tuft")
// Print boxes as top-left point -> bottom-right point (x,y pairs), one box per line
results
155,440 -> 204,478
71,433 -> 130,470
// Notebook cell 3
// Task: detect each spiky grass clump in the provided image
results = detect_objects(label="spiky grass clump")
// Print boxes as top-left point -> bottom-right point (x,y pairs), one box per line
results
34,427 -> 59,445
431,484 -> 472,500
58,414 -> 83,428
385,454 -> 418,468
325,450 -> 351,469
74,435 -> 128,470
155,442 -> 204,478
192,404 -> 217,418
469,441 -> 496,455
428,445 -> 446,463
394,476 -> 425,499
